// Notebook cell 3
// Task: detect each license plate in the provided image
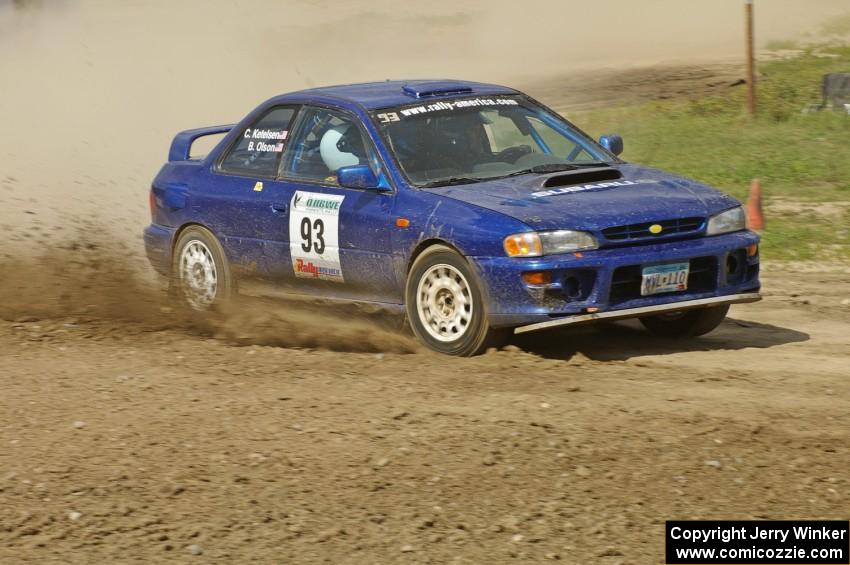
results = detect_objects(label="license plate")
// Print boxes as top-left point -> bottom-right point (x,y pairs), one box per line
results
640,262 -> 689,296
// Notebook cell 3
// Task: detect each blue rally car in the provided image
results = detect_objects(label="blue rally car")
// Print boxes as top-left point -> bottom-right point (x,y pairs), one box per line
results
145,80 -> 761,355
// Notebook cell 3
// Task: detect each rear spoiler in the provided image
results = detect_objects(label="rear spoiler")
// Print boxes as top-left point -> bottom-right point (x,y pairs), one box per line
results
168,124 -> 235,162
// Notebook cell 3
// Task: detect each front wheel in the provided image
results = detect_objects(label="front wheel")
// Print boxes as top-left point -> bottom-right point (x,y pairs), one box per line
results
405,245 -> 508,356
639,304 -> 729,337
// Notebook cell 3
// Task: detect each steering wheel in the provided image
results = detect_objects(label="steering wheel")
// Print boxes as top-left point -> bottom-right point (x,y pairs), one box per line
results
495,145 -> 532,163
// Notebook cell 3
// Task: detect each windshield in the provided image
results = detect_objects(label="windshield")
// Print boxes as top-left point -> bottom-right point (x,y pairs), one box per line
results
372,96 -> 613,187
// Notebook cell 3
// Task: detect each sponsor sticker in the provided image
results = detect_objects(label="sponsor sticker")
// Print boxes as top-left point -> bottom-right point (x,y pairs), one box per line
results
289,191 -> 345,282
531,179 -> 658,199
379,97 -> 519,122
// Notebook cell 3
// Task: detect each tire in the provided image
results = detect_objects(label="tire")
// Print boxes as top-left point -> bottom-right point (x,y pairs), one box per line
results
171,226 -> 234,312
405,245 -> 508,356
639,304 -> 729,338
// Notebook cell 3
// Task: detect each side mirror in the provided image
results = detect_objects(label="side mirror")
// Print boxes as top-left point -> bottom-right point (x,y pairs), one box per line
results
337,165 -> 382,190
599,134 -> 624,156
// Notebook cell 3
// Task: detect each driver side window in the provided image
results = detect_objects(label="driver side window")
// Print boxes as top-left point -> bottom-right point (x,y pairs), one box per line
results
281,107 -> 379,185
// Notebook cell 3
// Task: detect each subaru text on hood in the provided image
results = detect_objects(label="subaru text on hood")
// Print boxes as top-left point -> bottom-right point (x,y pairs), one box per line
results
145,80 -> 760,356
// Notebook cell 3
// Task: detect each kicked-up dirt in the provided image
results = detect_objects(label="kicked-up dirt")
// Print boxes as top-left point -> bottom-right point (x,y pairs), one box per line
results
0,245 -> 848,564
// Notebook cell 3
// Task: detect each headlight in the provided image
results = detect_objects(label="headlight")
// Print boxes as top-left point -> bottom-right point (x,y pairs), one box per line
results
539,230 -> 598,254
504,233 -> 542,257
706,206 -> 746,236
504,230 -> 598,257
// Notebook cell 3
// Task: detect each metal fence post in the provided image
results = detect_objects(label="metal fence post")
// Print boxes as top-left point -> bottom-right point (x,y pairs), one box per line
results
746,0 -> 757,115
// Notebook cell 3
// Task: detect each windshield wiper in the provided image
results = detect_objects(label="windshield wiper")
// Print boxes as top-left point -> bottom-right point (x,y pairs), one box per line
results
569,161 -> 612,168
500,161 -> 613,179
500,163 -> 578,178
418,162 -> 615,187
418,177 -> 484,188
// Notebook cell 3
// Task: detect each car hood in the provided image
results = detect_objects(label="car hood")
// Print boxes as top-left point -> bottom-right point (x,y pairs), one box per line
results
425,164 -> 740,232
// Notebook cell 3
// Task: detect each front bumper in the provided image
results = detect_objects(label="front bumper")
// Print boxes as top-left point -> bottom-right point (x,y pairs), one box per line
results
472,230 -> 761,328
514,292 -> 760,334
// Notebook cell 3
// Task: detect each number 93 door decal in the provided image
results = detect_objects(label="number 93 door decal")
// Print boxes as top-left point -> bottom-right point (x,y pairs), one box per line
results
289,191 -> 346,282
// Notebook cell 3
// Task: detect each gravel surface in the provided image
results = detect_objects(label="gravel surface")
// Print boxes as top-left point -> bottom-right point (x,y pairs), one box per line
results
1,265 -> 848,564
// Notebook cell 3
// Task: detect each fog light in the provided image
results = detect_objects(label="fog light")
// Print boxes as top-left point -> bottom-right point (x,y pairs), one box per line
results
563,276 -> 581,298
726,254 -> 739,275
522,271 -> 552,286
747,244 -> 758,257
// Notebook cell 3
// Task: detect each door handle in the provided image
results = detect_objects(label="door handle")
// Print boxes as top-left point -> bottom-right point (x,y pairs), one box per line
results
271,203 -> 287,214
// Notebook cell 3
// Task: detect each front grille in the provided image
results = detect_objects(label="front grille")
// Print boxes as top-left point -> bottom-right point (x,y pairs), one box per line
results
602,217 -> 705,242
609,257 -> 717,304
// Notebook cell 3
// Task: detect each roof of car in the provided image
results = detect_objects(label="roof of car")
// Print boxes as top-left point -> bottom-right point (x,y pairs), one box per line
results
272,80 -> 519,110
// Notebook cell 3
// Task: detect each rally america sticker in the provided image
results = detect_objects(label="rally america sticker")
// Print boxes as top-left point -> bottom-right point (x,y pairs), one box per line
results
289,191 -> 345,282
377,97 -> 520,123
531,179 -> 658,198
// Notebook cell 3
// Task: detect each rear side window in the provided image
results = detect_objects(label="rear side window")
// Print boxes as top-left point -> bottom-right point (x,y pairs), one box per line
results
219,106 -> 296,177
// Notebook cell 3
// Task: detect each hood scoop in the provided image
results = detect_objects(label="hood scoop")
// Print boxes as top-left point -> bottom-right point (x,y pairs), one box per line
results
540,167 -> 622,188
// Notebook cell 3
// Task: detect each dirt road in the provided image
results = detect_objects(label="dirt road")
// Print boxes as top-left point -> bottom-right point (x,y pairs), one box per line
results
1,258 -> 848,564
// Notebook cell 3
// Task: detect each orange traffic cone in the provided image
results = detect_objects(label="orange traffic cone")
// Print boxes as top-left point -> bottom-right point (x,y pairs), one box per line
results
747,178 -> 765,231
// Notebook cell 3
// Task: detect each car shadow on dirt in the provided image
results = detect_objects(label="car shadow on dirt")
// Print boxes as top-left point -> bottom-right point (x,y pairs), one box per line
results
509,317 -> 810,361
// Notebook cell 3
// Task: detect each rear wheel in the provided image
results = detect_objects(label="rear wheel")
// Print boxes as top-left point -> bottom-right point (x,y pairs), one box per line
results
639,304 -> 729,337
172,226 -> 233,312
406,245 -> 508,356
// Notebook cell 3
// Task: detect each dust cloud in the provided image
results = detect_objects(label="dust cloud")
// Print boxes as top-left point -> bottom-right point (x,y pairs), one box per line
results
2,0 -> 848,247
0,226 -> 418,352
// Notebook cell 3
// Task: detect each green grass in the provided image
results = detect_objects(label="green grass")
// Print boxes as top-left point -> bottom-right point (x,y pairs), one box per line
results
567,45 -> 850,261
